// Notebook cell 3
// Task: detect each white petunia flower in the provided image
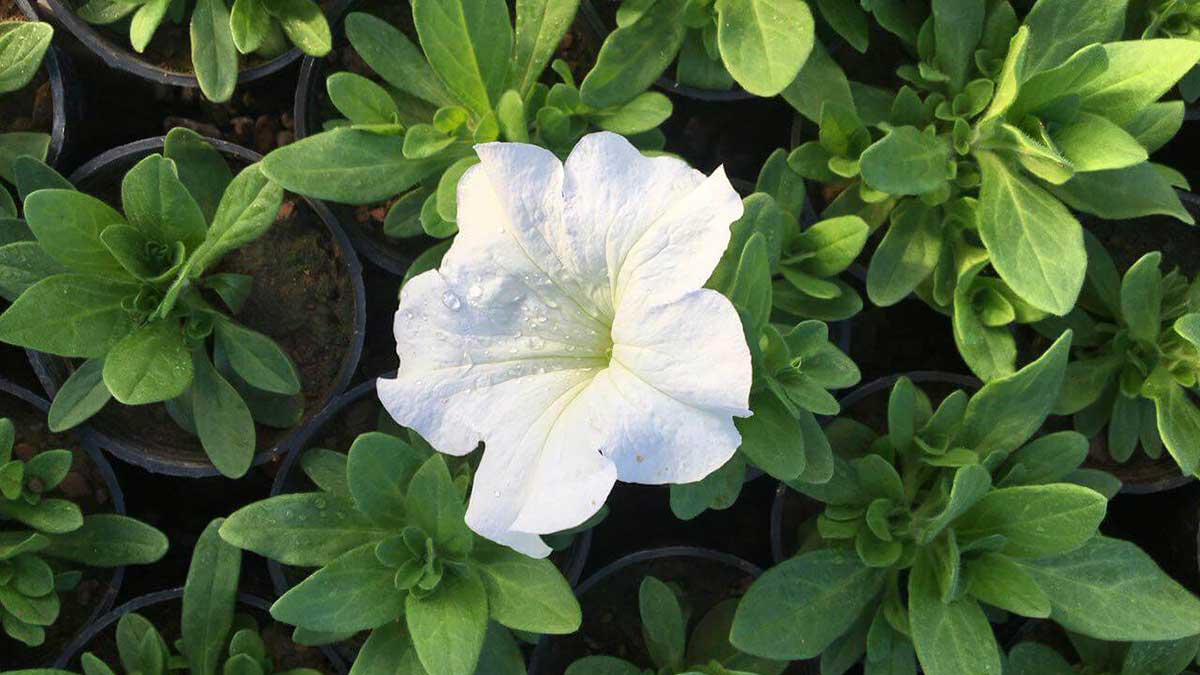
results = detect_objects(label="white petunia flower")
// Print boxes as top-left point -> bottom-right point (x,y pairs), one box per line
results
378,132 -> 752,557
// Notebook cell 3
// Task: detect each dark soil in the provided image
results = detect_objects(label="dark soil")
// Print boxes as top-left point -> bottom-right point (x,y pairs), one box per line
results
848,287 -> 971,382
0,392 -> 117,669
1084,195 -> 1200,278
67,594 -> 337,672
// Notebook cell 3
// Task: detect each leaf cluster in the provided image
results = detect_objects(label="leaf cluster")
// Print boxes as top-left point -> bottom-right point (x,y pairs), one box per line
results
1038,243 -> 1200,478
262,0 -> 671,243
582,0 -> 815,101
18,520 -> 318,675
0,418 -> 168,648
75,0 -> 331,102
0,128 -> 298,479
566,576 -> 786,675
788,0 -> 1200,382
729,333 -> 1200,675
219,430 -> 582,675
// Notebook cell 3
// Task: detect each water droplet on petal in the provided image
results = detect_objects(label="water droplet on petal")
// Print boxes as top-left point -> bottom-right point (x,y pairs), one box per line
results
467,285 -> 483,299
442,291 -> 462,310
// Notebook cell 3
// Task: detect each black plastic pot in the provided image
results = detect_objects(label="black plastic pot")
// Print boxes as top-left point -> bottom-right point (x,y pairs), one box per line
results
529,546 -> 817,674
266,376 -> 592,664
577,1 -> 755,103
11,0 -> 79,171
27,135 -> 366,477
53,589 -> 346,673
0,376 -> 126,668
40,0 -> 352,97
770,371 -> 982,563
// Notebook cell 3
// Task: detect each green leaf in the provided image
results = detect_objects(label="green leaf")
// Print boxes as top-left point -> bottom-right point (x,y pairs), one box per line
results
0,497 -> 82,533
407,567 -> 489,675
958,331 -> 1071,456
917,464 -> 992,544
0,133 -> 50,185
0,22 -> 53,94
1051,112 -> 1147,173
964,552 -> 1051,618
163,127 -> 234,223
472,541 -> 580,634
1120,252 -> 1162,345
714,0 -> 815,97
407,455 -> 473,556
195,163 -> 284,269
1122,101 -> 1184,154
1051,162 -> 1194,223
327,72 -> 401,127
130,0 -> 170,52
866,200 -> 942,306
0,240 -> 69,303
931,0 -> 984,91
592,92 -> 672,135
40,514 -> 167,566
412,0 -> 512,117
190,0 -> 239,102
191,352 -> 256,479
731,548 -> 885,659
755,148 -> 808,219
343,12 -> 453,107
230,0 -> 271,53
272,543 -> 405,633
511,0 -> 580,97
975,151 -> 1085,315
262,0 -> 332,56
795,215 -> 868,277
182,519 -> 241,675
13,157 -> 70,205
1143,369 -> 1200,476
579,0 -> 687,108
22,189 -> 127,276
102,321 -> 192,405
908,551 -> 1001,675
0,274 -> 136,358
262,129 -> 444,204
213,319 -> 301,396
816,0 -> 867,52
956,484 -> 1106,558
862,126 -> 950,197
639,576 -> 686,670
1003,431 -> 1089,485
348,621 -> 424,675
1020,536 -> 1200,641
1021,0 -> 1125,74
347,431 -> 427,525
953,263 -> 1017,382
435,156 -> 479,223
737,391 -> 804,481
782,40 -> 853,123
1075,40 -> 1200,125
565,656 -> 642,675
121,154 -> 208,251
221,493 -> 391,566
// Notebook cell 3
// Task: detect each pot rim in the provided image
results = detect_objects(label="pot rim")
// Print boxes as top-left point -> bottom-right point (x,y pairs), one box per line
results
27,134 -> 366,478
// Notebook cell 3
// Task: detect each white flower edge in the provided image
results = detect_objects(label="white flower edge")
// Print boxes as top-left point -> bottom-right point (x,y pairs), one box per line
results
379,132 -> 752,557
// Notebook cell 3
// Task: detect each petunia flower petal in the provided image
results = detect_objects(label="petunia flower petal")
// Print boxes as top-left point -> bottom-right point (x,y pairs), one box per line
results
380,132 -> 753,556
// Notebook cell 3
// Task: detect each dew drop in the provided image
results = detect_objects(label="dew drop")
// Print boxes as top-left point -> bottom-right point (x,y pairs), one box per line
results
442,291 -> 462,310
467,284 -> 483,299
